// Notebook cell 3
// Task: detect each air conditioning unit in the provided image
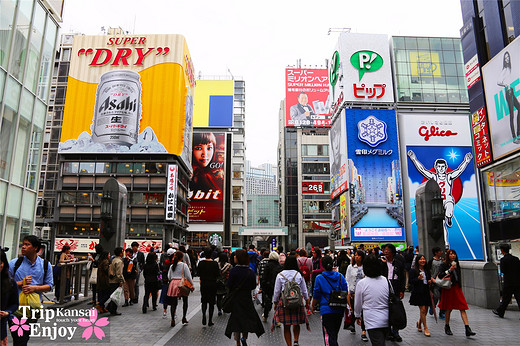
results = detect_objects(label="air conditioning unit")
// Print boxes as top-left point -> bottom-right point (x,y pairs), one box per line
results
42,227 -> 51,240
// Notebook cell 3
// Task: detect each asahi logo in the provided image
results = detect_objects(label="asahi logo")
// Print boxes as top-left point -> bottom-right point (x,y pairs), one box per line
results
98,96 -> 137,113
419,126 -> 458,141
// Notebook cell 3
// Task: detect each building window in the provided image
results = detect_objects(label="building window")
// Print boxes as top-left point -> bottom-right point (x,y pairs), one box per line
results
482,156 -> 520,223
302,163 -> 330,174
232,209 -> 243,224
232,186 -> 242,201
302,144 -> 328,156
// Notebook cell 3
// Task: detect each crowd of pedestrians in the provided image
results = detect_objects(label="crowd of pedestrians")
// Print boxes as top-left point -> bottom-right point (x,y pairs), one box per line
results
2,237 -> 520,346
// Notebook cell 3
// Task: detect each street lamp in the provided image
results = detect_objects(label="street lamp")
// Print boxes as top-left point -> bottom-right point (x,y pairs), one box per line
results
100,191 -> 113,219
100,191 -> 114,240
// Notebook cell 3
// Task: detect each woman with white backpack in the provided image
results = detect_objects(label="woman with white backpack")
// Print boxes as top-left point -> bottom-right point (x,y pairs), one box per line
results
272,255 -> 310,346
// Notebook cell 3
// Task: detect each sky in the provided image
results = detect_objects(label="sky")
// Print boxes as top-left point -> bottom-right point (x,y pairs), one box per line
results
60,0 -> 465,167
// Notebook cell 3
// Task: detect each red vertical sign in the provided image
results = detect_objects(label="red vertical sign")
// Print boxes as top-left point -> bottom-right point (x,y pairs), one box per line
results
471,107 -> 492,167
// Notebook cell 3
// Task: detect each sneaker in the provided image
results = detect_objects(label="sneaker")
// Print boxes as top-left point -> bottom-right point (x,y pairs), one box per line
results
182,317 -> 188,325
361,334 -> 369,342
163,311 -> 168,319
394,335 -> 402,342
261,313 -> 267,322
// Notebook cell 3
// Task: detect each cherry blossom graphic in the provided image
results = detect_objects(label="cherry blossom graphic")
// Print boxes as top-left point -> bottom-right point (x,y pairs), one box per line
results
10,317 -> 30,337
77,308 -> 109,340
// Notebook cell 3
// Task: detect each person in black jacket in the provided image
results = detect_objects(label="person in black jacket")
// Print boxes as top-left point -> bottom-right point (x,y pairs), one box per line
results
380,243 -> 406,342
122,248 -> 137,306
260,251 -> 282,322
131,242 -> 145,304
225,249 -> 264,345
409,254 -> 432,337
198,247 -> 220,326
142,251 -> 160,313
1,248 -> 18,346
403,246 -> 415,292
493,243 -> 520,318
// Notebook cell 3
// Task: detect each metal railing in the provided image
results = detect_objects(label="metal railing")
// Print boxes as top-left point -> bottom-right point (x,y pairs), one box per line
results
55,260 -> 90,305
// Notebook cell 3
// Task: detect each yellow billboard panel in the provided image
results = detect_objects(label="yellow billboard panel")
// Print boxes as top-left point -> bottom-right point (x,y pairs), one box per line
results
193,80 -> 234,127
59,34 -> 195,165
409,52 -> 441,77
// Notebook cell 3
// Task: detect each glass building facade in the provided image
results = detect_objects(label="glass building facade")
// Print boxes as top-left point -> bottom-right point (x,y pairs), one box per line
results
460,0 -> 520,245
0,0 -> 61,260
393,36 -> 468,104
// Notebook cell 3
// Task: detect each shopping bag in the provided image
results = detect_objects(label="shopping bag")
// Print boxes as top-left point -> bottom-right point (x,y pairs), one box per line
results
15,279 -> 42,319
89,268 -> 98,284
253,287 -> 262,305
106,286 -> 125,307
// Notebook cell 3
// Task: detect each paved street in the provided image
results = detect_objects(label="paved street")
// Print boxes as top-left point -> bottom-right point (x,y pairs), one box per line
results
14,277 -> 519,345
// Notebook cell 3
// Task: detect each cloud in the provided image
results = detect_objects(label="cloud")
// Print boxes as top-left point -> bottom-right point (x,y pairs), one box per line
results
408,178 -> 421,199
462,174 -> 478,198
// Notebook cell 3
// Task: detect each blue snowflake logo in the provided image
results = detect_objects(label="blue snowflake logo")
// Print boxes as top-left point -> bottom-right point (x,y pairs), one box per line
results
357,115 -> 387,147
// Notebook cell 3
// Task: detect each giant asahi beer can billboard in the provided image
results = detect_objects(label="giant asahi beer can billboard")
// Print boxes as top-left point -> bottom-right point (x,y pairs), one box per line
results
59,34 -> 196,169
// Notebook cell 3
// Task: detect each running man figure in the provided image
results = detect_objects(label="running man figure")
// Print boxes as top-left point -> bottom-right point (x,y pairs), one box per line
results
407,150 -> 473,229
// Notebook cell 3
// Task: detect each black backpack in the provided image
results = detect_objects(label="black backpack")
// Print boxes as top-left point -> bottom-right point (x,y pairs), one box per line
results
14,256 -> 50,280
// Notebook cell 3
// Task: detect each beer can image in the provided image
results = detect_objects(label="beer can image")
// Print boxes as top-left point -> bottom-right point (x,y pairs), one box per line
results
91,70 -> 142,146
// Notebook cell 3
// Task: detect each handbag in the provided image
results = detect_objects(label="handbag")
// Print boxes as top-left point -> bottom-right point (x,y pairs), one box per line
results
89,267 -> 98,284
322,274 -> 348,308
222,270 -> 250,313
387,279 -> 407,330
177,263 -> 194,295
435,276 -> 452,289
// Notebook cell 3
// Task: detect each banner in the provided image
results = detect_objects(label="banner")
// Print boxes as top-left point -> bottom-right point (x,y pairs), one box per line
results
330,111 -> 348,199
59,34 -> 195,168
482,36 -> 520,160
302,182 -> 324,194
165,164 -> 178,220
188,132 -> 225,222
401,113 -> 483,260
285,68 -> 331,127
346,109 -> 404,242
54,238 -> 162,252
339,192 -> 348,239
471,107 -> 492,167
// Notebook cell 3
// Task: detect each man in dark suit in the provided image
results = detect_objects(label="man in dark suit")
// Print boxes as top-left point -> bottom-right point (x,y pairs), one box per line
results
380,243 -> 406,342
289,92 -> 316,126
493,243 -> 520,318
